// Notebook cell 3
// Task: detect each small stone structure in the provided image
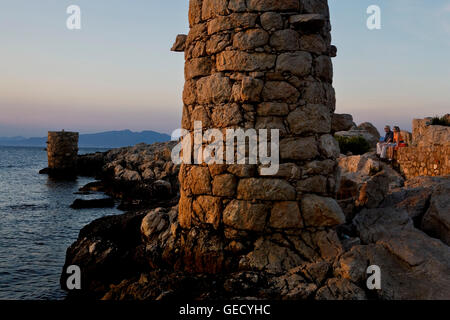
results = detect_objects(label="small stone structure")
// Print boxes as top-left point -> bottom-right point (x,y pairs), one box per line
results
47,131 -> 79,175
397,118 -> 450,179
173,0 -> 344,273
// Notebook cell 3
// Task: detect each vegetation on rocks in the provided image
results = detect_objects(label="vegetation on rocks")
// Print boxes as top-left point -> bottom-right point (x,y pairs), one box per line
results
431,115 -> 450,127
335,136 -> 371,155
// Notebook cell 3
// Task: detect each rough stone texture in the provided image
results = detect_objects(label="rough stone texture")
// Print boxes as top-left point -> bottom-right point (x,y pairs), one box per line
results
412,117 -> 450,146
223,200 -> 268,232
396,118 -> 450,179
337,152 -> 404,219
351,206 -> 450,300
421,182 -> 450,246
63,145 -> 450,300
301,194 -> 345,227
179,0 -> 339,248
397,145 -> 450,179
77,142 -> 180,210
46,131 -> 79,176
331,114 -> 355,133
171,34 -> 187,52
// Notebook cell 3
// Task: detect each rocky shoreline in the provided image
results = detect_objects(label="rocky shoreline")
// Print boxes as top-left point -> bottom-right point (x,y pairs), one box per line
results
61,141 -> 450,300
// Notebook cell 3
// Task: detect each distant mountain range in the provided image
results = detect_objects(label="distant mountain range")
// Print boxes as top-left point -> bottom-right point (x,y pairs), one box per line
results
0,130 -> 171,148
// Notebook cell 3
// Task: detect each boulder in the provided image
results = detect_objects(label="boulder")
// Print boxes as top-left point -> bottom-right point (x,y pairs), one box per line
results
337,153 -> 393,218
331,114 -> 355,133
421,182 -> 450,245
350,207 -> 450,300
141,208 -> 170,240
357,122 -> 380,142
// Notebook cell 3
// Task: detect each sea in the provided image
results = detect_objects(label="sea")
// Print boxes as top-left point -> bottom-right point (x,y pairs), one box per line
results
0,146 -> 121,300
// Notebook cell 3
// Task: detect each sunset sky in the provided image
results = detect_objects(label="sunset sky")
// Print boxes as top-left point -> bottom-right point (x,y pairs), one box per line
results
0,0 -> 449,137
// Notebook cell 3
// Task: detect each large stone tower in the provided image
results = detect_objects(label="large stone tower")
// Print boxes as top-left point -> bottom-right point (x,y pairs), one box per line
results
175,0 -> 344,273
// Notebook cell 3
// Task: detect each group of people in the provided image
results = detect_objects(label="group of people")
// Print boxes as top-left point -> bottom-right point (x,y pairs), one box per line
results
376,125 -> 406,161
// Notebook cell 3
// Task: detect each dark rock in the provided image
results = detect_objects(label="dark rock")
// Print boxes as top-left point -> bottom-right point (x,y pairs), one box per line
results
60,211 -> 146,297
39,168 -> 49,174
79,181 -> 105,192
421,182 -> 450,245
349,206 -> 450,299
39,167 -> 77,180
76,152 -> 106,177
70,198 -> 115,209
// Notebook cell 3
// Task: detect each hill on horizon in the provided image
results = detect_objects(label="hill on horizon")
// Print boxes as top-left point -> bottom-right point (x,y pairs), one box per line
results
0,130 -> 171,148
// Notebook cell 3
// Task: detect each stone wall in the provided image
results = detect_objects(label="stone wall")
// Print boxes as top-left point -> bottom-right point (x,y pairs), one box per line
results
397,118 -> 450,179
397,145 -> 450,179
413,122 -> 450,148
412,118 -> 432,143
47,131 -> 79,173
176,0 -> 344,267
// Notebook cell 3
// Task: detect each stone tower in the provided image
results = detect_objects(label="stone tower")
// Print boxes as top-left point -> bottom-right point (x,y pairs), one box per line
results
47,131 -> 79,176
174,0 -> 344,273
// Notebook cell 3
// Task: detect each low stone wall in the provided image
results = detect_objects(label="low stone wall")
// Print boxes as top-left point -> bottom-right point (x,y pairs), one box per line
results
397,144 -> 450,179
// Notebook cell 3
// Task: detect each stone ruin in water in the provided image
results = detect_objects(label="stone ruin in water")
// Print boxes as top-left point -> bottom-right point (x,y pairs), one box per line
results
171,0 -> 346,275
45,131 -> 79,177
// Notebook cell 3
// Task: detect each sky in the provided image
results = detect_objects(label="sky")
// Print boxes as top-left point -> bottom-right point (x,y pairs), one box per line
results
0,0 -> 449,137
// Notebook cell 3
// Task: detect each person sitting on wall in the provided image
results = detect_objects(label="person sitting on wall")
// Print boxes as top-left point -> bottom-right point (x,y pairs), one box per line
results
377,125 -> 394,159
387,126 -> 405,161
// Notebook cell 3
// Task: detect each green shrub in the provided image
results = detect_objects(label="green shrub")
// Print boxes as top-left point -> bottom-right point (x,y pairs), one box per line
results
335,136 -> 371,155
430,116 -> 450,127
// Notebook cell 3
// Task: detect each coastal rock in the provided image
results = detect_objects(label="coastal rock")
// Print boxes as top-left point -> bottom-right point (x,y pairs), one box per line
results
351,207 -> 450,299
421,182 -> 450,245
337,153 -> 398,218
70,198 -> 115,209
77,141 -> 180,210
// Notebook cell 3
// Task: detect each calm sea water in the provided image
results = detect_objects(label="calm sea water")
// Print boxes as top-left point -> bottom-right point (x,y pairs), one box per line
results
0,146 -> 121,300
